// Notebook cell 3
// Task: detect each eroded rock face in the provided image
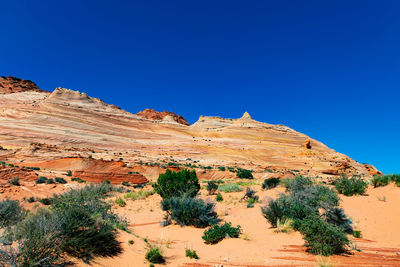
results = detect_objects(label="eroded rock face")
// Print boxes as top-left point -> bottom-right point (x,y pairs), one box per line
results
0,76 -> 379,180
363,164 -> 383,176
137,108 -> 190,126
0,165 -> 38,182
0,76 -> 45,94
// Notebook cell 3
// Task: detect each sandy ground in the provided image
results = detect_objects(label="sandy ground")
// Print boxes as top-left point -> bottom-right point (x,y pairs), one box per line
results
67,182 -> 400,267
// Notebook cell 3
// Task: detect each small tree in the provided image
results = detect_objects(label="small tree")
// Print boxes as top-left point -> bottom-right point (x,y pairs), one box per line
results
206,181 -> 218,195
236,168 -> 253,179
153,169 -> 200,199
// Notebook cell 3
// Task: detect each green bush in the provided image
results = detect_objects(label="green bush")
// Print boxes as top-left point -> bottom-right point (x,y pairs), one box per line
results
124,190 -> 154,201
207,181 -> 218,195
218,166 -> 226,171
57,205 -> 120,259
55,177 -> 67,184
12,208 -> 65,266
262,177 -> 280,189
298,216 -> 350,256
185,248 -> 199,259
236,168 -> 253,179
66,170 -> 72,176
115,197 -> 126,207
261,198 -> 286,227
284,176 -> 313,192
9,177 -> 20,186
372,175 -> 390,188
388,174 -> 400,186
0,199 -> 26,228
334,175 -> 367,196
122,181 -> 131,187
242,187 -> 259,202
153,169 -> 200,199
216,193 -> 223,202
218,183 -> 242,192
353,230 -> 362,238
27,196 -> 36,203
161,197 -> 220,228
324,207 -> 353,234
40,198 -> 52,205
46,178 -> 55,184
71,177 -> 86,183
202,222 -> 241,244
35,176 -> 48,184
145,246 -> 164,264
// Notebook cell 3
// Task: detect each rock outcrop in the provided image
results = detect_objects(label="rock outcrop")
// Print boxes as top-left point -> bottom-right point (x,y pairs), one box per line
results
0,76 -> 46,94
137,108 -> 190,125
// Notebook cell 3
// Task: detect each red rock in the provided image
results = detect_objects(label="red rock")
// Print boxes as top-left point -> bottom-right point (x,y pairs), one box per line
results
363,164 -> 383,176
0,76 -> 46,94
137,108 -> 190,126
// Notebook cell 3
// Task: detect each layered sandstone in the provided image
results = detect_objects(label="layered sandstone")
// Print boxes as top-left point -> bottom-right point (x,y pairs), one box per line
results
0,76 -> 378,181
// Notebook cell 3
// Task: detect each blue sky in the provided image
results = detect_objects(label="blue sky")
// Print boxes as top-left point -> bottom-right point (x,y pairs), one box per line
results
1,1 -> 399,173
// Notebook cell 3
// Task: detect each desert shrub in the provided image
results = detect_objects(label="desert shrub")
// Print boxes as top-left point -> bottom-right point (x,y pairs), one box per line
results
40,198 -> 52,205
55,177 -> 67,184
115,197 -> 126,207
133,183 -> 145,189
12,208 -> 65,266
334,175 -> 367,196
145,246 -> 164,264
153,169 -> 200,199
50,182 -> 126,230
275,218 -> 294,233
261,198 -> 287,227
236,168 -> 253,179
323,207 -> 353,234
161,197 -> 220,228
218,183 -> 242,192
35,176 -> 48,184
57,205 -> 120,259
0,199 -> 26,228
124,190 -> 154,201
66,170 -> 72,176
388,174 -> 400,186
9,177 -> 20,186
46,178 -> 55,184
207,181 -> 218,195
218,166 -> 226,171
122,181 -> 131,187
298,216 -> 350,256
242,187 -> 259,202
185,248 -> 199,259
371,175 -> 390,188
202,222 -> 241,244
71,177 -> 86,183
353,230 -> 362,238
262,177 -> 280,189
27,196 -> 36,203
284,176 -> 313,192
0,246 -> 19,267
216,193 -> 223,202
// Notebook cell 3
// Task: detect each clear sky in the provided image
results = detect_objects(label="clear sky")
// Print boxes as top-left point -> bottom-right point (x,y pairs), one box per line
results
1,1 -> 399,173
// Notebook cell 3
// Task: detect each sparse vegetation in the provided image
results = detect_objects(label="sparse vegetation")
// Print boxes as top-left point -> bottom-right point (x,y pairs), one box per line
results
55,177 -> 67,184
218,183 -> 242,193
46,178 -> 55,184
0,199 -> 26,228
185,248 -> 199,259
9,177 -> 20,186
372,175 -> 390,188
261,176 -> 351,256
71,177 -> 86,183
202,222 -> 241,244
216,193 -> 223,202
206,180 -> 218,195
35,176 -> 48,184
262,177 -> 280,190
66,170 -> 72,176
115,197 -> 126,207
124,190 -> 154,201
353,230 -> 362,238
145,245 -> 164,264
334,175 -> 367,196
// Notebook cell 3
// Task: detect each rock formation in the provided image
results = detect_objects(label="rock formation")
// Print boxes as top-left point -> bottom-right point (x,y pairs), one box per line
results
0,76 -> 46,94
137,108 -> 190,125
0,76 -> 379,181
